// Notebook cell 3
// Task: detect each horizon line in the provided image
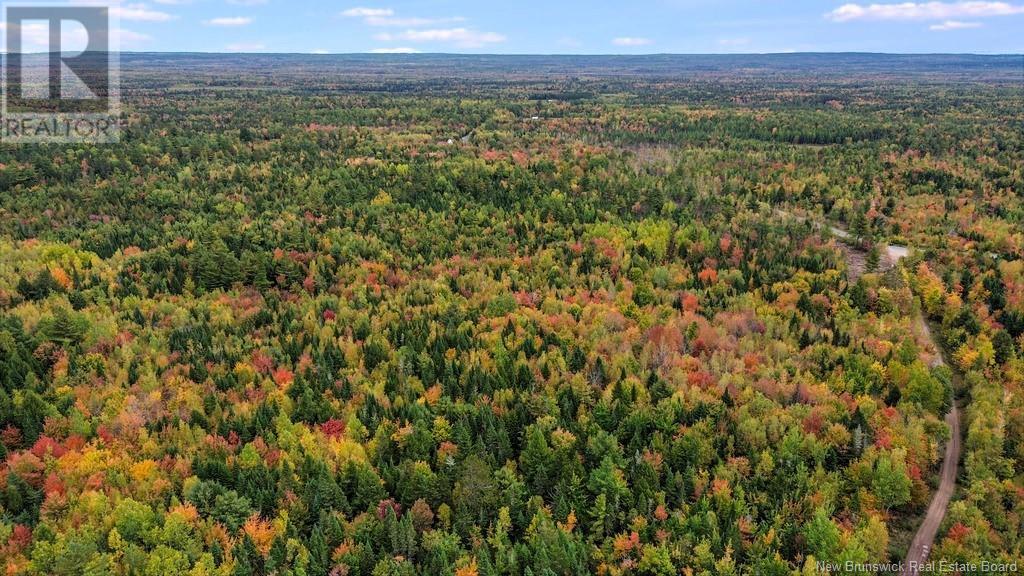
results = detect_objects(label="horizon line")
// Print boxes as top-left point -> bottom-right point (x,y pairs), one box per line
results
1,50 -> 1022,57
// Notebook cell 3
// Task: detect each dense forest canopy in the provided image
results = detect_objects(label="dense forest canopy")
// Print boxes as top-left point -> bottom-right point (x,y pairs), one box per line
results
0,54 -> 1022,575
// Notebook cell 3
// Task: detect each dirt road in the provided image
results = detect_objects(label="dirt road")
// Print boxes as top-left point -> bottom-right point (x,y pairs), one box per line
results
844,232 -> 959,575
838,227 -> 959,574
778,208 -> 961,572
776,209 -> 909,276
903,318 -> 960,574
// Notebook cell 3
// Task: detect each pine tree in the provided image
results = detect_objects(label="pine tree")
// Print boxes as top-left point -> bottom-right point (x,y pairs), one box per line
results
266,536 -> 288,574
307,524 -> 329,576
519,426 -> 555,497
232,535 -> 264,576
866,244 -> 881,272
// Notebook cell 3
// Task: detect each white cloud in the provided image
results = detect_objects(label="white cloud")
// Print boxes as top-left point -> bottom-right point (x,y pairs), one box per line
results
311,48 -> 329,54
342,7 -> 394,18
112,3 -> 176,22
227,0 -> 269,5
827,1 -> 1024,21
113,29 -> 152,47
365,15 -> 465,27
343,7 -> 464,28
929,18 -> 984,27
612,37 -> 653,46
377,28 -> 505,47
346,8 -> 504,49
226,42 -> 265,51
371,47 -> 421,53
0,20 -> 150,52
204,17 -> 252,26
4,20 -> 89,52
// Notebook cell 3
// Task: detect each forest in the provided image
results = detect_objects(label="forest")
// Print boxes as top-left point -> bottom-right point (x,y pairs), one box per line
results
0,54 -> 1022,575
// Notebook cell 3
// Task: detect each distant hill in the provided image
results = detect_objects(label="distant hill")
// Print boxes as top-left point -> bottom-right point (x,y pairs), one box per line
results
116,52 -> 1024,82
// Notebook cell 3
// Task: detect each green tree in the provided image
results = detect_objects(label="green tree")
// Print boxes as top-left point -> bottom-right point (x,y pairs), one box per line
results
872,453 -> 912,510
804,507 -> 841,560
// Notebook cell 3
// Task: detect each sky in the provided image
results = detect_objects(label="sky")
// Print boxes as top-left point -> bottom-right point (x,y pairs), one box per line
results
3,0 -> 1024,54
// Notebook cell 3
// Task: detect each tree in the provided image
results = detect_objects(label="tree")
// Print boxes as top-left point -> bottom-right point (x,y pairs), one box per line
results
804,507 -> 841,560
587,457 -> 629,528
232,534 -> 265,576
904,363 -> 946,416
452,455 -> 498,536
114,498 -> 156,543
212,491 -> 254,532
993,330 -> 1016,364
850,279 -> 870,312
866,244 -> 881,272
144,546 -> 191,576
307,522 -> 330,576
872,453 -> 912,510
520,426 -> 555,497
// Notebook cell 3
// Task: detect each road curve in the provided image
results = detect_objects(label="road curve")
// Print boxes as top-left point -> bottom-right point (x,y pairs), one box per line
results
903,318 -> 960,574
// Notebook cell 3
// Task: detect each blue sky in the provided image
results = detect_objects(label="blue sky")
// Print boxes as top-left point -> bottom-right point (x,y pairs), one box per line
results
6,1 -> 1024,53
